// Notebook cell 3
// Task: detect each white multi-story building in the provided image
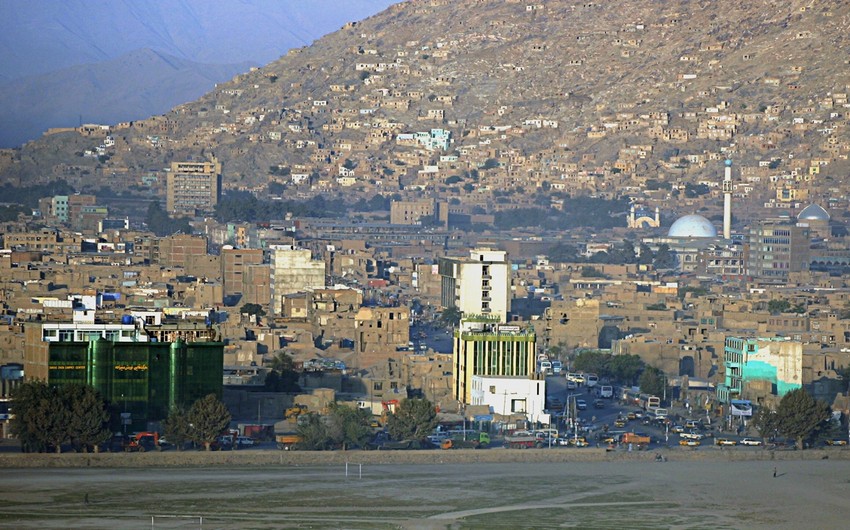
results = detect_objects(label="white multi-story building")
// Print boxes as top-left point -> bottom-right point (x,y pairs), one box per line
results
439,248 -> 511,322
270,245 -> 326,315
470,375 -> 547,424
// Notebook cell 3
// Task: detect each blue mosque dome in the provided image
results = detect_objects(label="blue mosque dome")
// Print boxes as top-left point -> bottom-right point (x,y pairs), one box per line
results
667,214 -> 717,238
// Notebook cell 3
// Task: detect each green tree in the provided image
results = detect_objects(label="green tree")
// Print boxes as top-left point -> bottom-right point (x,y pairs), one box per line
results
638,366 -> 667,401
776,388 -> 830,449
637,243 -> 654,265
768,299 -> 792,314
162,406 -> 193,451
145,202 -> 192,236
296,413 -> 333,450
439,307 -> 462,328
264,352 -> 301,392
608,355 -> 645,385
384,398 -> 438,441
31,390 -> 69,453
188,394 -> 232,451
580,266 -> 607,278
653,244 -> 676,269
64,384 -> 111,453
10,381 -> 56,452
325,403 -> 374,450
572,350 -> 610,376
751,404 -> 780,442
240,303 -> 266,317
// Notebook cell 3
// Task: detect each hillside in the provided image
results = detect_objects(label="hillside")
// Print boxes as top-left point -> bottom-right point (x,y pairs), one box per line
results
2,0 -> 849,226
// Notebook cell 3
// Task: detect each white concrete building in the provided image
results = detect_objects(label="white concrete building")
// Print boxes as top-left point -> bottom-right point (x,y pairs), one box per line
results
439,248 -> 511,322
470,375 -> 548,425
270,245 -> 326,314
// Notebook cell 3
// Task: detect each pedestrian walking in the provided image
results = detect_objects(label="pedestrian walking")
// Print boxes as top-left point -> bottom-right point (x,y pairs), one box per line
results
773,467 -> 777,478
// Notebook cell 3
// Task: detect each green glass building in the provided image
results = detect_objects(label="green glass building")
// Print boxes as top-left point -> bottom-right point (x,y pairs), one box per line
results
48,338 -> 223,431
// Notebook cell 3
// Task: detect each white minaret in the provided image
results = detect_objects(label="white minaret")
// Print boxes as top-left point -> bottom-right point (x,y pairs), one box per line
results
722,159 -> 733,239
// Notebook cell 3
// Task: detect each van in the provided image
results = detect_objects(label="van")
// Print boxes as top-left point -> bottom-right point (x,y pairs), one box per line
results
652,408 -> 668,419
585,373 -> 599,387
539,360 -> 553,374
598,385 -> 613,399
551,360 -> 562,374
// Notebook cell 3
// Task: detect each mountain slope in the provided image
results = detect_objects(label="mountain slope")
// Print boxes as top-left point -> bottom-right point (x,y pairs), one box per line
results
2,0 -> 848,225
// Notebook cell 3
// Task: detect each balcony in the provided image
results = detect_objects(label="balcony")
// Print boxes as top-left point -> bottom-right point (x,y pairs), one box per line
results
482,274 -> 492,280
481,283 -> 492,291
481,296 -> 492,302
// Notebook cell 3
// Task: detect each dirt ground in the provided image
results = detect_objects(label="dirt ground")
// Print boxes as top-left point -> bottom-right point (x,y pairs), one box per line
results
1,450 -> 848,529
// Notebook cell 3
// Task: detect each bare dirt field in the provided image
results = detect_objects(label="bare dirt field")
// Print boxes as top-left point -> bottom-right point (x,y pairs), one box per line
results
1,449 -> 849,529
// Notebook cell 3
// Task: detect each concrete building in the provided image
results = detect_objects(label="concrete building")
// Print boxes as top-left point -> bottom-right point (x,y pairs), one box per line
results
270,245 -> 326,315
470,375 -> 547,423
717,336 -> 802,405
156,234 -> 208,268
745,220 -> 810,279
166,159 -> 222,215
452,318 -> 537,404
221,247 -> 264,299
390,199 -> 435,225
439,247 -> 511,323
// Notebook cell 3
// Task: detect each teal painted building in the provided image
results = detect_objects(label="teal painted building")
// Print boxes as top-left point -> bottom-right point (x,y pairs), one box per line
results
718,336 -> 802,404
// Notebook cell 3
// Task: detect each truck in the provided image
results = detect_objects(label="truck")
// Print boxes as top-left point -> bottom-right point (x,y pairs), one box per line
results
504,433 -> 544,449
440,432 -> 490,449
621,432 -> 651,449
377,439 -> 429,450
275,432 -> 302,450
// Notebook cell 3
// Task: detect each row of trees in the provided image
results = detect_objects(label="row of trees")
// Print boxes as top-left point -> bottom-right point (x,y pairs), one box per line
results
295,398 -> 438,450
11,382 -> 111,453
547,241 -> 676,268
567,349 -> 669,398
751,388 -> 835,449
11,381 -> 233,453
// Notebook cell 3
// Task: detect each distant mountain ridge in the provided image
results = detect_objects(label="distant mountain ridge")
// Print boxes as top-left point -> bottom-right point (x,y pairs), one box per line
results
0,48 -> 252,148
0,0 -> 398,146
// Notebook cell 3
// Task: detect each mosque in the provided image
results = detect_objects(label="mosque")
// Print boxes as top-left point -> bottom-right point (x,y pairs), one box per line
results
642,161 -> 829,278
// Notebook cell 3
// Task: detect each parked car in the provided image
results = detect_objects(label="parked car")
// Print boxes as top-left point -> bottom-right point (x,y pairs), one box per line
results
236,436 -> 255,448
825,439 -> 848,446
740,438 -> 763,446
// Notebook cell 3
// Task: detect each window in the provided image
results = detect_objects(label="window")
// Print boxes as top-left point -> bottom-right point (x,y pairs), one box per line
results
511,399 -> 527,413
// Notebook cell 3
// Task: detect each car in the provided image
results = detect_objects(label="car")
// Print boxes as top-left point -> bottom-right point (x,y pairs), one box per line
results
236,436 -> 255,448
626,411 -> 637,420
825,439 -> 849,446
716,438 -> 737,446
594,399 -> 605,409
680,431 -> 704,440
680,439 -> 701,447
671,425 -> 685,434
575,399 -> 587,410
566,380 -> 578,390
614,418 -> 627,428
740,438 -> 763,446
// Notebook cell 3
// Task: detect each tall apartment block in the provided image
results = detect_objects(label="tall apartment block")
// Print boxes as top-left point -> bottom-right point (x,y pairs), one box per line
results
439,247 -> 511,323
221,247 -> 264,299
745,220 -> 810,279
166,159 -> 222,215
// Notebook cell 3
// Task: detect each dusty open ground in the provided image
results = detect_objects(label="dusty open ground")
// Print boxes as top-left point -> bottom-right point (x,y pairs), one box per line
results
1,449 -> 848,529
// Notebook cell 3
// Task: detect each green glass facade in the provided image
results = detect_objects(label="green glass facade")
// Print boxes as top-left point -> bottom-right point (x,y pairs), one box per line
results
48,338 -> 223,431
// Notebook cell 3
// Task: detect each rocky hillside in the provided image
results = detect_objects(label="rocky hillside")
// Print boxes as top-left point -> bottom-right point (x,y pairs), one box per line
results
2,0 -> 848,224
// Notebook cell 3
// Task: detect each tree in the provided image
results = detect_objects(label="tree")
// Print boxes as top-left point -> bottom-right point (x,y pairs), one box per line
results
751,404 -> 779,442
573,350 -> 610,376
240,303 -> 266,317
768,299 -> 791,314
10,381 -> 55,452
162,407 -> 192,451
776,388 -> 830,450
145,201 -> 192,236
188,394 -> 232,451
638,366 -> 667,400
264,352 -> 301,392
653,244 -> 676,269
439,307 -> 462,328
296,413 -> 333,450
384,398 -> 438,441
608,355 -> 645,385
325,403 -> 374,450
64,384 -> 111,453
